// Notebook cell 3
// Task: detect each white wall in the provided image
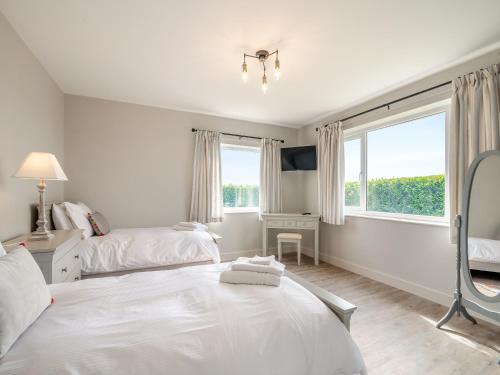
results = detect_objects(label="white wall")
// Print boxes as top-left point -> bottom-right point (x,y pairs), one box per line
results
298,50 -> 500,315
64,95 -> 301,259
0,12 -> 64,240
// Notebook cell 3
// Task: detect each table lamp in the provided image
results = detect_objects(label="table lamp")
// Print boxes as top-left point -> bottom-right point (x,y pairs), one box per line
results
14,152 -> 68,240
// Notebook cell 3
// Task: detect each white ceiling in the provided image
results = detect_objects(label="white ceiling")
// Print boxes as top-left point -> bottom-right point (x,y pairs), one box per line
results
1,1 -> 500,128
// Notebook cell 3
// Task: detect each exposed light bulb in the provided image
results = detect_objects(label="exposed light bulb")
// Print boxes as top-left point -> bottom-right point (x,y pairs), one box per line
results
274,58 -> 281,80
242,61 -> 248,83
261,73 -> 268,94
241,49 -> 280,90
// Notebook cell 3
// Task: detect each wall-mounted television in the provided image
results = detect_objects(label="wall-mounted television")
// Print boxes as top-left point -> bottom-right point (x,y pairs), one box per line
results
281,146 -> 317,171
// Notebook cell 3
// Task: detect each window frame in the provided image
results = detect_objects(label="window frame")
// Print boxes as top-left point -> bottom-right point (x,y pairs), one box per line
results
220,140 -> 261,214
343,100 -> 450,225
343,136 -> 365,211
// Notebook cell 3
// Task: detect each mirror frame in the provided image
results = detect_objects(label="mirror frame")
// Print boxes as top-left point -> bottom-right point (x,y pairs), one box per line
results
461,149 -> 500,303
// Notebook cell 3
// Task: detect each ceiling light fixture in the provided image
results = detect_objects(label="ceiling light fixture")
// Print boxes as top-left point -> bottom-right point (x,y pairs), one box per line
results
241,49 -> 280,93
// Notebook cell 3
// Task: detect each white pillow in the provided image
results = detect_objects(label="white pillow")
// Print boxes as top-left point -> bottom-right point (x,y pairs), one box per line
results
77,201 -> 93,215
0,247 -> 51,358
63,202 -> 95,239
52,203 -> 74,230
0,241 -> 6,257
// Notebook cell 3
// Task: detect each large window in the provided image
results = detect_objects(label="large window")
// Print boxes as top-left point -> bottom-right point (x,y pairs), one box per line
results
344,108 -> 447,221
221,144 -> 260,212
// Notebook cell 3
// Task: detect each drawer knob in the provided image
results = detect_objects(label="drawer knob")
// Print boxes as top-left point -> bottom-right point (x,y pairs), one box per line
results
61,267 -> 68,273
74,254 -> 79,259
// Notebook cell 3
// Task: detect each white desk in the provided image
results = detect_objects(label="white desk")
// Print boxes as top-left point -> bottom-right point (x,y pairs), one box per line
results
262,213 -> 320,265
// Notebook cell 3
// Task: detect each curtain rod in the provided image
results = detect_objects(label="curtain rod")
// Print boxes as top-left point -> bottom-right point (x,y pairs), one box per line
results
191,128 -> 285,143
315,80 -> 452,131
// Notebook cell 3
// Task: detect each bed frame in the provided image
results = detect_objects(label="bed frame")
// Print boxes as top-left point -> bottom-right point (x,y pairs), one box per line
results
469,260 -> 500,273
285,271 -> 357,331
81,261 -> 213,279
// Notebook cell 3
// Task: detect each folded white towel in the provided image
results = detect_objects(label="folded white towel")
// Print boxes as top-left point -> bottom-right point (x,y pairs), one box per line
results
172,225 -> 207,232
178,221 -> 208,230
220,269 -> 281,287
232,257 -> 285,276
249,255 -> 275,265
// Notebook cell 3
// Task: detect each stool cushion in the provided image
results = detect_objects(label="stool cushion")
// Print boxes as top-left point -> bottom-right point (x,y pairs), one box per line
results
277,233 -> 302,240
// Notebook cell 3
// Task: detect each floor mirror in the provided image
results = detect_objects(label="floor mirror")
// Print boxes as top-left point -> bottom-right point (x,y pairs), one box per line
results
438,150 -> 500,327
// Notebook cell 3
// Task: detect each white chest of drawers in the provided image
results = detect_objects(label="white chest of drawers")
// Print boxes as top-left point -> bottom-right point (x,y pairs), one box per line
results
4,230 -> 83,284
261,213 -> 320,265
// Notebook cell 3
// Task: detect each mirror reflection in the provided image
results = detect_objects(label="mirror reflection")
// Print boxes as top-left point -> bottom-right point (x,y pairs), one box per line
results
468,154 -> 500,298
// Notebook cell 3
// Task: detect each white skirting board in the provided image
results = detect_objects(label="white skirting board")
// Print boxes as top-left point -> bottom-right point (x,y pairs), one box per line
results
269,244 -> 446,303
307,248 -> 498,326
321,253 -> 451,306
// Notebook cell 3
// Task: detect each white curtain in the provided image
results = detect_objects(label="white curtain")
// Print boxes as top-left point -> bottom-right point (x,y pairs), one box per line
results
449,63 -> 500,240
317,121 -> 345,225
189,130 -> 223,223
259,138 -> 282,215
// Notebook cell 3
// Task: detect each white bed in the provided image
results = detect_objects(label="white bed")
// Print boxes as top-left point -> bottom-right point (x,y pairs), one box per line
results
39,202 -> 221,277
468,237 -> 500,273
80,227 -> 221,276
0,264 -> 366,375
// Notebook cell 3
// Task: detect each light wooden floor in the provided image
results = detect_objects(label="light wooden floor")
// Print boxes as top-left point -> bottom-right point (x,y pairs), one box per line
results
281,254 -> 500,375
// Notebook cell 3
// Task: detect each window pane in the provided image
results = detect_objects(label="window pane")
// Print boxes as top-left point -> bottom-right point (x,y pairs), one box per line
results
221,145 -> 260,208
344,138 -> 361,208
367,112 -> 446,217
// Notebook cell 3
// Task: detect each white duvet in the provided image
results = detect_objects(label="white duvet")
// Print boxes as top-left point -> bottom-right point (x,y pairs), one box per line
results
468,237 -> 500,264
0,264 -> 366,375
80,227 -> 220,274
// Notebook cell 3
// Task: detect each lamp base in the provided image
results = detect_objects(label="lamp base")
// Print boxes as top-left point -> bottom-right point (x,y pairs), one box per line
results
31,178 -> 54,242
30,230 -> 55,241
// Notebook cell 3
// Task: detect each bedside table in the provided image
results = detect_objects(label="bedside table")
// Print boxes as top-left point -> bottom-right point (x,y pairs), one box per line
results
4,230 -> 83,284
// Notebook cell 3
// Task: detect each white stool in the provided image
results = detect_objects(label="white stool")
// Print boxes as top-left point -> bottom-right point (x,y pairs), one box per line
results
277,233 -> 302,265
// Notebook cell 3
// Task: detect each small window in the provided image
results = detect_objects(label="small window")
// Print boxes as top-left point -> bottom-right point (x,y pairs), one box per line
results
344,108 -> 447,222
221,144 -> 260,212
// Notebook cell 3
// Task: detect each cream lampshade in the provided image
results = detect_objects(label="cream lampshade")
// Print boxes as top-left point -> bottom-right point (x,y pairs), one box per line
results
14,152 -> 68,240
